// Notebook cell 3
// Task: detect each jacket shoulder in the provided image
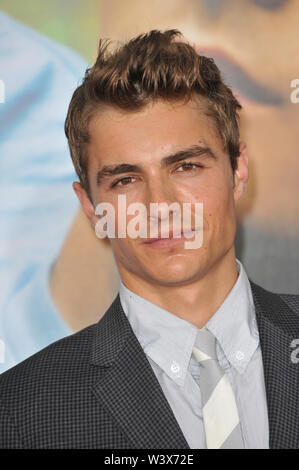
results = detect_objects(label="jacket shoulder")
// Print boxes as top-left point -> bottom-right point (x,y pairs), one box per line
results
250,279 -> 299,329
250,280 -> 299,313
0,322 -> 97,399
278,293 -> 299,315
0,322 -> 101,448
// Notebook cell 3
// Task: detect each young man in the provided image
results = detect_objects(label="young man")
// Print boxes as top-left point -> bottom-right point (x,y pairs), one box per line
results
0,29 -> 298,449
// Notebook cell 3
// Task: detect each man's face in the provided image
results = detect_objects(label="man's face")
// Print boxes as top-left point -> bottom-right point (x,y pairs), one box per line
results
77,98 -> 247,287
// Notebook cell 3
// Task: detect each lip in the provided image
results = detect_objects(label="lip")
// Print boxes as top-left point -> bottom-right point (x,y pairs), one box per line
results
143,229 -> 198,249
195,45 -> 284,106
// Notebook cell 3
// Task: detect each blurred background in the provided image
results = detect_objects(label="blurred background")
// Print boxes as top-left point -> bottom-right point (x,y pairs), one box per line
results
0,0 -> 99,61
0,0 -> 298,372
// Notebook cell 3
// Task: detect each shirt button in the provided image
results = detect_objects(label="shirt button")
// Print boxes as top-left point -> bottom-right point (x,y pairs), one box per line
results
170,361 -> 181,374
235,351 -> 245,361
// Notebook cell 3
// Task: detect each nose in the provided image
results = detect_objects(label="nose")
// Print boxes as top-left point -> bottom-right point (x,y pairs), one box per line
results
145,174 -> 179,204
144,176 -> 181,225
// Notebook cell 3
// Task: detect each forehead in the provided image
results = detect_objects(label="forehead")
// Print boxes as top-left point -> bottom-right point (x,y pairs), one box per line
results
87,98 -> 223,167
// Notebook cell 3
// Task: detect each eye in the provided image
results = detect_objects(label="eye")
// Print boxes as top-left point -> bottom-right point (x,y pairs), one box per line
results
176,162 -> 203,172
111,176 -> 137,188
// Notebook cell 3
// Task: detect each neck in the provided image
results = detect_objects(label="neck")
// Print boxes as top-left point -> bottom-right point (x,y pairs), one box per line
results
119,247 -> 239,329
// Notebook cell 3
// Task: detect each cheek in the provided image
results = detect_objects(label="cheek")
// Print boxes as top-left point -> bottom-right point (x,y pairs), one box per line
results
187,181 -> 236,240
110,236 -> 137,266
185,178 -> 234,217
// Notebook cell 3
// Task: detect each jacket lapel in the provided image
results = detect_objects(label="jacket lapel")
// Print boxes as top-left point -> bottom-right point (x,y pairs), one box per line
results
90,295 -> 190,449
250,281 -> 299,449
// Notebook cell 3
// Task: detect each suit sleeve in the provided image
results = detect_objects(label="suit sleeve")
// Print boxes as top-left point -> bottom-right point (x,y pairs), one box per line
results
0,399 -> 24,449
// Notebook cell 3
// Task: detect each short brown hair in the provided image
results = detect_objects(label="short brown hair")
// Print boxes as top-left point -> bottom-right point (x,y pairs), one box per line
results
65,29 -> 242,198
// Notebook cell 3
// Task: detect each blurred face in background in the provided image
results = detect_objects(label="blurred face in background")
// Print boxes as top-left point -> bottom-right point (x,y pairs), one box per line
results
101,0 -> 299,237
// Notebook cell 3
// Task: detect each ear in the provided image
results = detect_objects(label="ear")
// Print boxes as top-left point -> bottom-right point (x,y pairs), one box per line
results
233,142 -> 249,202
73,182 -> 98,227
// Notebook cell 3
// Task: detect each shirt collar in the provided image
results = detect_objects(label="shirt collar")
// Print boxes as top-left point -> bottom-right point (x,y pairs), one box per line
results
205,259 -> 259,374
119,281 -> 198,387
119,259 -> 259,386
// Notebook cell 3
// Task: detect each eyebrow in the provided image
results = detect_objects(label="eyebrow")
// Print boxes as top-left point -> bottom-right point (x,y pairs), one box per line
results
96,144 -> 216,185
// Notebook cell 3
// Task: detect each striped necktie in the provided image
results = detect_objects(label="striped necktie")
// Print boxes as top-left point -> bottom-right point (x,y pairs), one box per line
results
192,327 -> 245,449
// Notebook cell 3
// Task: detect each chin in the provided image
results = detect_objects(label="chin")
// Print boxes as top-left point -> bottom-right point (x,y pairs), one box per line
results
144,260 -> 201,287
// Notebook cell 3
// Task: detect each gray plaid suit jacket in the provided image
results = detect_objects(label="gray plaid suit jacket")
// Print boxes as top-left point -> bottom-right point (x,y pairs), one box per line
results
0,281 -> 298,449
